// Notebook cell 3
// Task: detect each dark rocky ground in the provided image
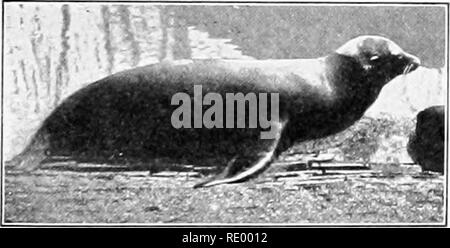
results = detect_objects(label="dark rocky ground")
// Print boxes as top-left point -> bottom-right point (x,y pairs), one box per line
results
3,162 -> 444,224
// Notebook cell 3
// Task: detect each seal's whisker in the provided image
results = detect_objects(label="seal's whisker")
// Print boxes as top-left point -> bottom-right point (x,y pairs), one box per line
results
403,64 -> 412,75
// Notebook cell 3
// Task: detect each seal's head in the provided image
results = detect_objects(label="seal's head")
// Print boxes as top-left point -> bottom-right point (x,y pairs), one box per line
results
335,35 -> 421,84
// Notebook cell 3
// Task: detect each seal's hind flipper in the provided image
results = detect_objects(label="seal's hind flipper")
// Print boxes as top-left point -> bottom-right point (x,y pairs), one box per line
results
8,129 -> 49,171
194,119 -> 288,188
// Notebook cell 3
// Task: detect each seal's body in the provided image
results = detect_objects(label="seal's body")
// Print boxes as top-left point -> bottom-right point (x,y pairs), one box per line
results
11,35 -> 420,187
408,105 -> 445,173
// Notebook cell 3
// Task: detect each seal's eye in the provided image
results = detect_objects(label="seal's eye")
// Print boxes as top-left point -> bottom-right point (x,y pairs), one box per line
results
370,55 -> 380,61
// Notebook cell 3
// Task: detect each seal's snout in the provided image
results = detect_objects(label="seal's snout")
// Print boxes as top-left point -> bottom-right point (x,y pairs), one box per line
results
405,53 -> 421,72
412,55 -> 421,66
398,52 -> 420,75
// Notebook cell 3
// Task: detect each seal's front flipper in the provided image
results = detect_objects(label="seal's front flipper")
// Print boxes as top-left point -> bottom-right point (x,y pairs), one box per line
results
194,119 -> 288,188
193,156 -> 239,188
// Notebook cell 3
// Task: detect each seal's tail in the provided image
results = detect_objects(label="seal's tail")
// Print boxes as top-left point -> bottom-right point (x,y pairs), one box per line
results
7,129 -> 49,171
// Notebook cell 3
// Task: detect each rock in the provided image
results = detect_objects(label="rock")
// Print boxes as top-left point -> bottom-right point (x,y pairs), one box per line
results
407,105 -> 445,173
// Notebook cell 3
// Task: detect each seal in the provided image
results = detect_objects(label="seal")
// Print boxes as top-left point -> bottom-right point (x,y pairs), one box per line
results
10,35 -> 420,187
407,105 -> 445,173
